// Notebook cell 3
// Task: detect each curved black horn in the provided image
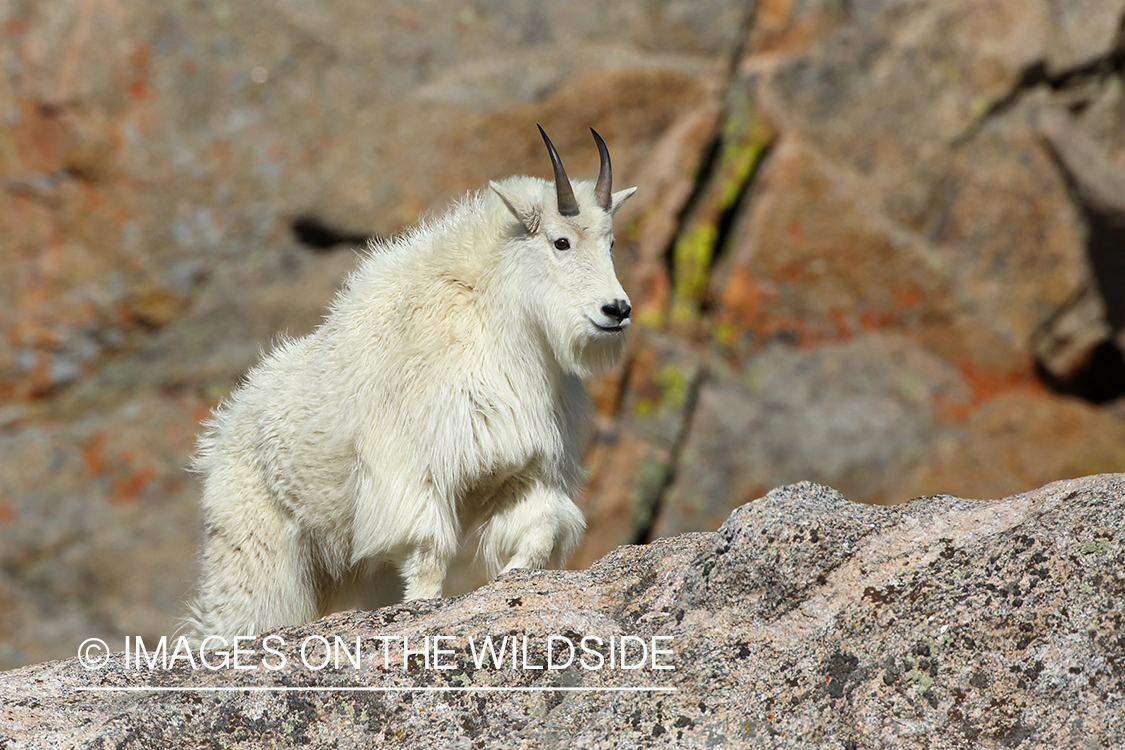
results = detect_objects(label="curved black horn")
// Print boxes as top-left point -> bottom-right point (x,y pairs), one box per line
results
538,124 -> 579,216
591,128 -> 612,211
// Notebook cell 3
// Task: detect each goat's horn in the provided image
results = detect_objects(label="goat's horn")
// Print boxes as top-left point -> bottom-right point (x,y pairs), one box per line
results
591,128 -> 612,211
538,124 -> 579,216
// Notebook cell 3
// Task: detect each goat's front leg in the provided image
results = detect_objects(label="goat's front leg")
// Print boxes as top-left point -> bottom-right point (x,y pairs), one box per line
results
478,481 -> 586,577
355,467 -> 458,602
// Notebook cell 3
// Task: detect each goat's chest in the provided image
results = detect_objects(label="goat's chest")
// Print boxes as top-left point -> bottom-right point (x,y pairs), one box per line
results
460,383 -> 561,477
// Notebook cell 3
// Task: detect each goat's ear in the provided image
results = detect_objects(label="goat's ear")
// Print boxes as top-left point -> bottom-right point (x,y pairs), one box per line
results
609,186 -> 637,215
491,181 -> 541,234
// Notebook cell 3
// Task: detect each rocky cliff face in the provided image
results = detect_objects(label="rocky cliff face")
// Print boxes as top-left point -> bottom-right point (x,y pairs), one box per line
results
3,0 -> 1125,672
2,475 -> 1123,748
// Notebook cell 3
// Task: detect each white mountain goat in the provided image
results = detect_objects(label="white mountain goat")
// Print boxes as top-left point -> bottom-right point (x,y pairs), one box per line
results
187,127 -> 636,640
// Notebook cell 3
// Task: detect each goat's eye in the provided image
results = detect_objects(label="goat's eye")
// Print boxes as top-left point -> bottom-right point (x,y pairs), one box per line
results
554,237 -> 570,251
610,238 -> 616,249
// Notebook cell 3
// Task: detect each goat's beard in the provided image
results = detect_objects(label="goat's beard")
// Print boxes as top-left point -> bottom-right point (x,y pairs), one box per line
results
565,329 -> 626,378
535,307 -> 627,379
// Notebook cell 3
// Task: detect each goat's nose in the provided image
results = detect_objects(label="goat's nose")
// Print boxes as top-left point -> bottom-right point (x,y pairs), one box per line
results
601,299 -> 632,323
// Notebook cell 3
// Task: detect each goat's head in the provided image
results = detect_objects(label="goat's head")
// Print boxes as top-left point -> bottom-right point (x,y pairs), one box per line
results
490,126 -> 637,376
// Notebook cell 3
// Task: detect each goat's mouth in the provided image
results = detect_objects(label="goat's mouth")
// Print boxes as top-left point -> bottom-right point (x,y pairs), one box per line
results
589,318 -> 630,333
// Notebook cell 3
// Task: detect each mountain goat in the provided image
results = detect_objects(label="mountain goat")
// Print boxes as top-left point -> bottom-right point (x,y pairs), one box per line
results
187,126 -> 636,640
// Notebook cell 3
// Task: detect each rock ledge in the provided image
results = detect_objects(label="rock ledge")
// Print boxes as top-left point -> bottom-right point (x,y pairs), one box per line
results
2,475 -> 1123,749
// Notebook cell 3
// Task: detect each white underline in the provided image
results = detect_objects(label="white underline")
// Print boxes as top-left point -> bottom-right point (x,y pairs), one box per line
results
76,685 -> 676,693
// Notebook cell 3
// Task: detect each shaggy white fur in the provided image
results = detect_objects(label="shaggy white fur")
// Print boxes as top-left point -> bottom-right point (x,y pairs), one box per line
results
186,134 -> 636,640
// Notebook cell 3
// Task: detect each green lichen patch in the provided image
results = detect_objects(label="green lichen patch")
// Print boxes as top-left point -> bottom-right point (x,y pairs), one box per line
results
632,363 -> 689,419
630,458 -> 671,529
670,88 -> 774,313
635,307 -> 667,330
900,633 -> 950,695
1075,537 -> 1113,555
711,319 -> 737,348
902,657 -> 935,695
655,364 -> 689,411
673,222 -> 720,306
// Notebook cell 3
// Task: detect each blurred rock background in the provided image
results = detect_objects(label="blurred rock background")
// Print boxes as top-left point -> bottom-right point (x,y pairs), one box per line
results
1,0 -> 1123,670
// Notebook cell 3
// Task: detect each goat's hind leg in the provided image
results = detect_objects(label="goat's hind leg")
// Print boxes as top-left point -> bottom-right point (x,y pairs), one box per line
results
190,485 -> 319,640
399,543 -> 454,600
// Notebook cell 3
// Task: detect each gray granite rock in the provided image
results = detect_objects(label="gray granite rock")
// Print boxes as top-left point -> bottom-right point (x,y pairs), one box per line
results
654,334 -> 974,534
2,474 -> 1122,748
